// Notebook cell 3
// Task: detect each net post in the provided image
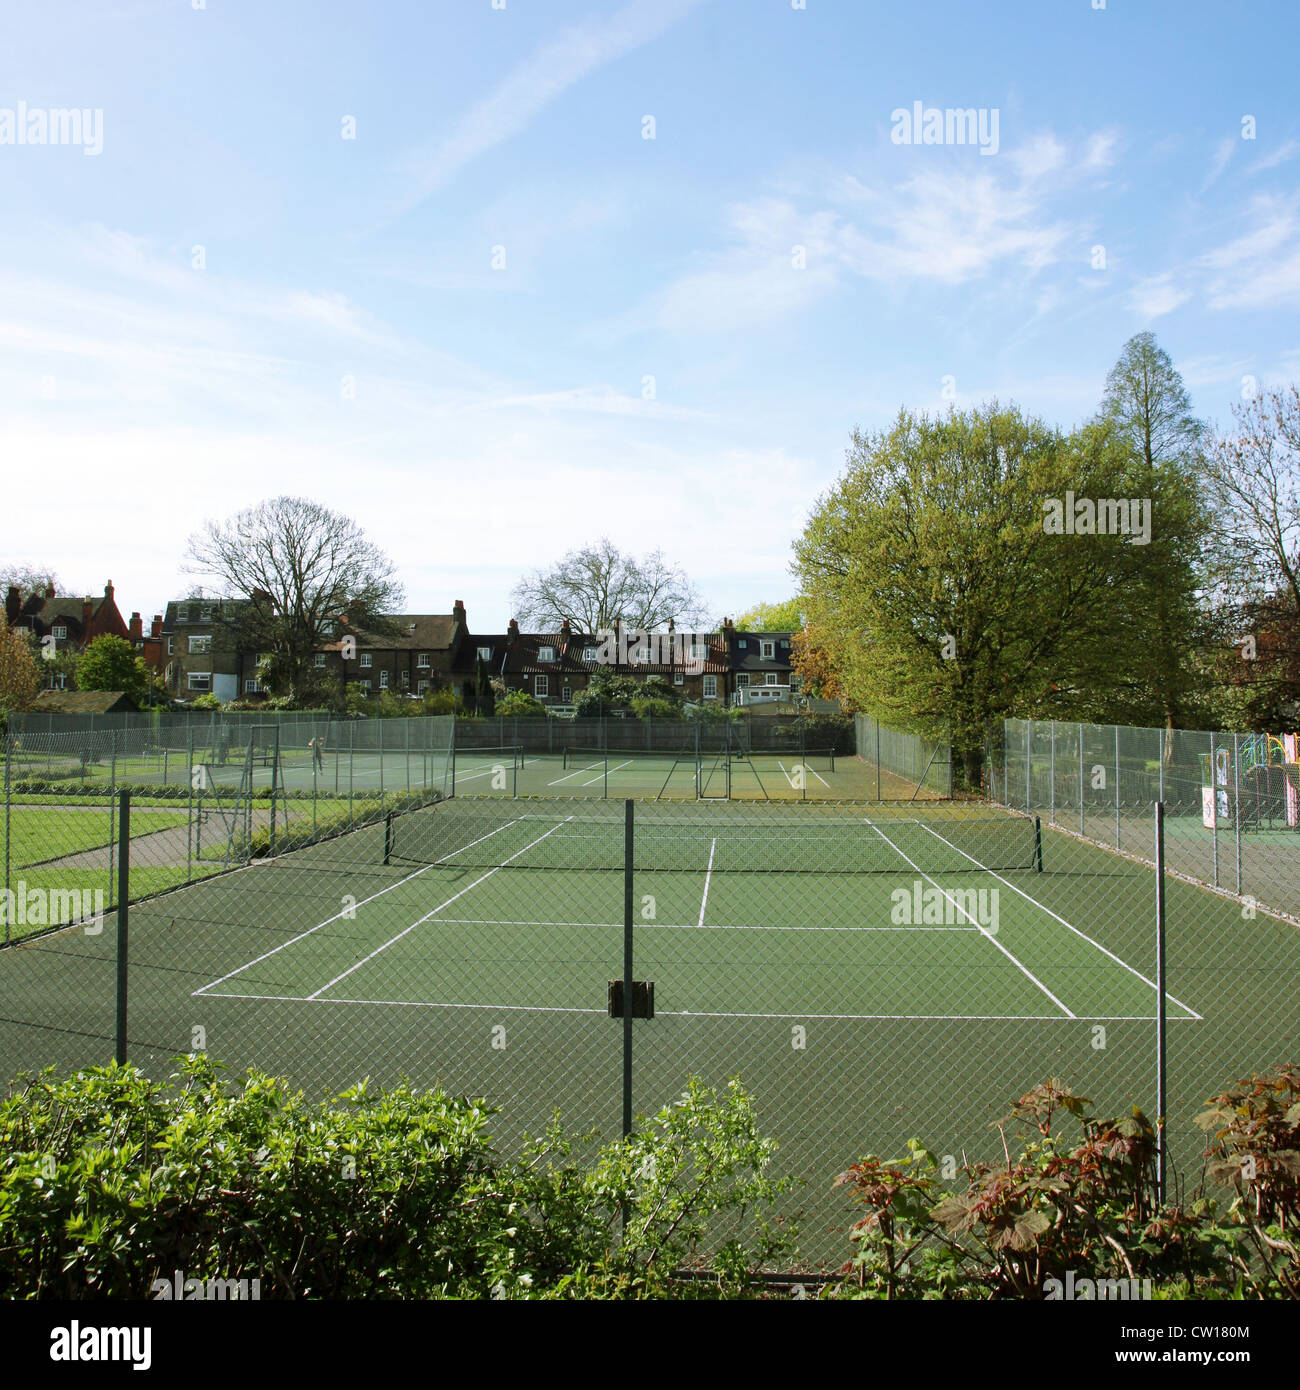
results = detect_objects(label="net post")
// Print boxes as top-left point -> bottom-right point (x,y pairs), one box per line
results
622,798 -> 634,1141
384,809 -> 393,865
1114,724 -> 1121,851
115,789 -> 131,1066
1155,801 -> 1167,1204
1033,815 -> 1043,873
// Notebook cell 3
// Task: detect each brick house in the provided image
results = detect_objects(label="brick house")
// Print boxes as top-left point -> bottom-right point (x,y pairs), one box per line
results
726,624 -> 799,705
161,597 -> 262,702
498,619 -> 733,707
6,581 -> 132,690
129,612 -> 167,682
322,600 -> 471,700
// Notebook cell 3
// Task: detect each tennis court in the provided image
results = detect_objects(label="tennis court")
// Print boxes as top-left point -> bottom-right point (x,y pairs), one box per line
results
5,794 -> 1290,1262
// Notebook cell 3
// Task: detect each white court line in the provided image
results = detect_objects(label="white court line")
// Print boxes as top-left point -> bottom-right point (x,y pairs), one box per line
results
193,991 -> 1200,1023
578,760 -> 633,786
548,759 -> 606,786
866,818 -> 1076,1018
418,917 -> 976,932
305,818 -> 573,999
454,757 -> 535,786
697,837 -> 716,927
915,821 -> 1204,1021
190,814 -> 527,996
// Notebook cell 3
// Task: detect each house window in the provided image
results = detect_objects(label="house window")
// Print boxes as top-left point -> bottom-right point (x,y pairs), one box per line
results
765,673 -> 779,685
417,680 -> 428,695
634,646 -> 650,662
322,620 -> 336,635
178,606 -> 188,622
690,642 -> 707,660
477,646 -> 493,662
360,653 -> 372,668
761,640 -> 775,660
736,673 -> 750,687
400,670 -> 409,687
189,635 -> 211,654
52,625 -> 67,639
244,679 -> 261,694
538,646 -> 555,663
379,670 -> 389,688
673,672 -> 684,686
535,675 -> 549,697
360,679 -> 371,692
702,675 -> 718,699
562,685 -> 572,702
314,654 -> 326,667
738,638 -> 747,648
417,652 -> 430,668
582,646 -> 598,662
167,637 -> 174,655
188,672 -> 211,692
52,672 -> 67,690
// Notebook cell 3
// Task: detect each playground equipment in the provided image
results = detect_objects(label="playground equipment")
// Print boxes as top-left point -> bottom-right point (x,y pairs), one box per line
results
1201,732 -> 1300,830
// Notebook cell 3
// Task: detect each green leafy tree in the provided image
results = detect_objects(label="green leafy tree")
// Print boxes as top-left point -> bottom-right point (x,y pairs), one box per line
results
734,599 -> 805,632
497,688 -> 546,717
76,634 -> 149,707
794,402 -> 1148,786
1096,332 -> 1214,729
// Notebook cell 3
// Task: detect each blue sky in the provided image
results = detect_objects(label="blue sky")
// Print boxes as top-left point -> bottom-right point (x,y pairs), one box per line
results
2,0 -> 1298,630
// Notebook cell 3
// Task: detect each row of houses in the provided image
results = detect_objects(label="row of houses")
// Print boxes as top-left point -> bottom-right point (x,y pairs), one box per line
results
6,582 -> 801,709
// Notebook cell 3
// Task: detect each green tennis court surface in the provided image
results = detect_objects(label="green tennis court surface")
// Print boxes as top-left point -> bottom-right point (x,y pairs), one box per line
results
2,798 -> 1294,1265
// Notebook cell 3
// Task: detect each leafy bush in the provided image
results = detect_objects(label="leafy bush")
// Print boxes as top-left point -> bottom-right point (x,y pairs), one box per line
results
0,1062 -> 791,1299
189,693 -> 223,711
497,689 -> 546,717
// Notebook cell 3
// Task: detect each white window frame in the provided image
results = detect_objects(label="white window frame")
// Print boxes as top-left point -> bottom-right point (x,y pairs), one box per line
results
765,672 -> 779,685
562,685 -> 572,702
379,670 -> 389,688
535,674 -> 549,697
761,639 -> 775,660
200,605 -> 213,621
244,679 -> 261,694
689,642 -> 707,660
738,638 -> 747,648
736,673 -> 750,687
417,680 -> 429,695
702,675 -> 718,699
360,652 -> 372,668
400,669 -> 409,687
167,637 -> 174,655
477,646 -> 493,662
634,645 -> 650,662
52,672 -> 67,690
417,652 -> 431,668
52,624 -> 68,640
582,646 -> 598,662
314,653 -> 326,667
189,635 -> 211,655
538,645 -> 555,663
673,672 -> 684,686
187,672 -> 212,692
360,679 -> 371,692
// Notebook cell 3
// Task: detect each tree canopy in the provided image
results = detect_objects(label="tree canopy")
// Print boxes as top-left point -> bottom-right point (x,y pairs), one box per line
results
511,539 -> 708,634
734,599 -> 805,632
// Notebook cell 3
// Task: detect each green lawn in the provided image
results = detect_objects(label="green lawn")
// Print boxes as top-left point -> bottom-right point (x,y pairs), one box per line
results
1,806 -> 190,869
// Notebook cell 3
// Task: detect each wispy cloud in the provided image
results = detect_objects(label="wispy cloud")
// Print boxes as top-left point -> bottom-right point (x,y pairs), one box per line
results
1200,194 -> 1300,309
1249,138 -> 1300,174
1201,135 -> 1238,191
390,0 -> 701,215
1127,274 -> 1190,319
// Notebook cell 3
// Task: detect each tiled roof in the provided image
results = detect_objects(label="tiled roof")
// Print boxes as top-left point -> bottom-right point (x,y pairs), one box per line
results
30,690 -> 136,714
323,613 -> 460,653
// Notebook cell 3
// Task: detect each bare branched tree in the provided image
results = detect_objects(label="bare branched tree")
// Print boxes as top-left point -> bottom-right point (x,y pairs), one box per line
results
185,497 -> 403,703
510,538 -> 709,633
0,565 -> 66,599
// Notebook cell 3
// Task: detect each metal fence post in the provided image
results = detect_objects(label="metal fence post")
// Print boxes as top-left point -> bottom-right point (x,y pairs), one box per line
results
623,798 -> 634,1140
1049,721 -> 1055,825
1115,724 -> 1121,851
1155,801 -> 1167,1203
115,789 -> 131,1066
3,730 -> 10,943
1233,731 -> 1242,895
1078,723 -> 1084,836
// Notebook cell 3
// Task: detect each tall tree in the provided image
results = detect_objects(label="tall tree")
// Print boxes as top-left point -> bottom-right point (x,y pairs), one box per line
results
511,539 -> 708,634
185,497 -> 404,705
1206,383 -> 1300,725
793,403 -> 1152,786
734,599 -> 805,632
1097,332 -> 1213,730
0,565 -> 64,600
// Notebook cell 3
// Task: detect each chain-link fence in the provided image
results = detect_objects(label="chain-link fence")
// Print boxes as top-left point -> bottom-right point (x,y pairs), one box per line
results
6,757 -> 1293,1267
853,714 -> 953,798
992,717 -> 1300,924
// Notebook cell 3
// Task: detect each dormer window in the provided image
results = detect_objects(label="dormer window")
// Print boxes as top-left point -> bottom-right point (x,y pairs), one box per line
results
52,625 -> 67,640
689,642 -> 707,660
582,646 -> 598,662
477,646 -> 493,662
761,640 -> 775,660
634,646 -> 650,662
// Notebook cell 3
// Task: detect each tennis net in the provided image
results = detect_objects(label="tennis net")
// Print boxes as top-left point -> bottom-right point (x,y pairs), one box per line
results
562,746 -> 695,769
383,801 -> 1043,875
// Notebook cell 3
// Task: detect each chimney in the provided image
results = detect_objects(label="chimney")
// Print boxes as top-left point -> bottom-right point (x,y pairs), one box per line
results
82,598 -> 92,630
46,581 -> 56,599
559,619 -> 571,645
129,612 -> 143,641
507,618 -> 520,645
151,615 -> 163,638
5,585 -> 18,625
453,599 -> 466,625
104,580 -> 114,601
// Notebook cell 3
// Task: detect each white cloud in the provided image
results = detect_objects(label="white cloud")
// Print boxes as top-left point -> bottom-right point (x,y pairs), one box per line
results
1202,136 -> 1237,190
392,0 -> 701,212
1127,275 -> 1190,319
1010,133 -> 1066,179
1082,130 -> 1119,171
1201,196 -> 1300,309
1249,139 -> 1300,174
